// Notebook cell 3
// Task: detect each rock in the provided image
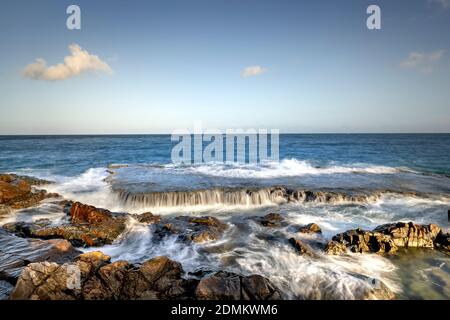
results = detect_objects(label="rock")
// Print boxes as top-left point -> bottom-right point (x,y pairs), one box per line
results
70,202 -> 114,224
10,254 -> 195,300
328,222 -> 446,255
0,174 -> 57,215
373,222 -> 441,248
0,228 -> 80,299
325,240 -> 348,255
196,271 -> 281,300
153,216 -> 228,244
133,212 -> 161,224
3,202 -> 127,247
331,228 -> 398,254
258,213 -> 284,228
297,223 -> 322,234
289,237 -> 313,256
435,232 -> 450,251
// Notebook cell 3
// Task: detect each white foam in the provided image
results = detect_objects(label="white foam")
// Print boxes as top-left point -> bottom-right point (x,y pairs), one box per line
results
169,159 -> 403,179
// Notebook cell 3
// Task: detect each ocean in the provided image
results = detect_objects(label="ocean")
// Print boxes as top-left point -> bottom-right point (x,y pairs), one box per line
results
1,134 -> 449,299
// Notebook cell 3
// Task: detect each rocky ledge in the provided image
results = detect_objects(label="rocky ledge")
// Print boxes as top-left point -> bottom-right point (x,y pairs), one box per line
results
0,174 -> 57,216
326,222 -> 449,255
4,201 -> 127,247
0,229 -> 81,299
9,251 -> 281,301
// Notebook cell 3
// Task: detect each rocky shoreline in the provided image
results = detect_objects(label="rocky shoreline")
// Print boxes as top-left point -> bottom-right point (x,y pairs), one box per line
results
0,173 -> 449,300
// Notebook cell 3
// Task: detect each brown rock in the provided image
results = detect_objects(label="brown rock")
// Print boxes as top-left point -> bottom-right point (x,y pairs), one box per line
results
196,271 -> 282,300
4,202 -> 127,247
328,222 -> 445,255
0,174 -> 56,215
325,240 -> 348,255
153,216 -> 228,244
70,202 -> 114,224
133,212 -> 161,224
298,223 -> 322,234
258,213 -> 284,227
289,237 -> 313,256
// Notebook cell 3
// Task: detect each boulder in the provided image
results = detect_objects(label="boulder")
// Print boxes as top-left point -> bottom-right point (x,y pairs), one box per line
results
10,254 -> 196,300
257,213 -> 284,228
133,212 -> 161,224
70,202 -> 114,224
324,240 -> 347,255
0,174 -> 57,215
297,223 -> 322,234
3,202 -> 127,247
289,237 -> 314,256
373,222 -> 441,248
153,216 -> 228,244
328,222 -> 447,255
195,271 -> 281,300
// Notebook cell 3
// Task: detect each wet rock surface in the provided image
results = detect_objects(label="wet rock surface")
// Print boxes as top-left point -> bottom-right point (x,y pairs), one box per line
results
297,223 -> 322,234
132,211 -> 161,224
195,271 -> 281,300
289,237 -> 314,256
0,174 -> 57,216
9,252 -> 280,301
0,229 -> 80,299
153,215 -> 228,243
256,212 -> 285,228
328,222 -> 448,254
3,202 -> 127,247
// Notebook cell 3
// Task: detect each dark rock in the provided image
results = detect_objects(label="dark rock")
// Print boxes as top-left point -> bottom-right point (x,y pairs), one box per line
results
258,213 -> 284,228
297,223 -> 322,234
195,271 -> 281,300
133,212 -> 161,224
435,232 -> 450,251
10,254 -> 195,300
289,237 -> 313,256
153,216 -> 228,244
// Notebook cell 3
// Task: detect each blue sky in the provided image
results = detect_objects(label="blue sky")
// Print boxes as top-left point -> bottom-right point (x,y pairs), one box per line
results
0,0 -> 449,134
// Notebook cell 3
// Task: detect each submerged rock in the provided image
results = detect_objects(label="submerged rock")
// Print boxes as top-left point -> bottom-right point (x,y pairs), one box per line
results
328,222 -> 448,255
4,202 -> 126,247
153,215 -> 228,244
297,223 -> 322,234
195,271 -> 281,300
132,211 -> 161,224
10,253 -> 197,300
257,212 -> 284,228
0,174 -> 57,216
289,237 -> 314,256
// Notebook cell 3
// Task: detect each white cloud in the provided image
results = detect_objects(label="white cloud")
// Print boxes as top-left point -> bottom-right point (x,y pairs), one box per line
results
400,50 -> 445,74
23,44 -> 113,81
241,65 -> 267,78
428,0 -> 450,9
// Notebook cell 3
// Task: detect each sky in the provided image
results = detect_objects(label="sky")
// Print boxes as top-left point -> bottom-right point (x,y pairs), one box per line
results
0,0 -> 449,134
